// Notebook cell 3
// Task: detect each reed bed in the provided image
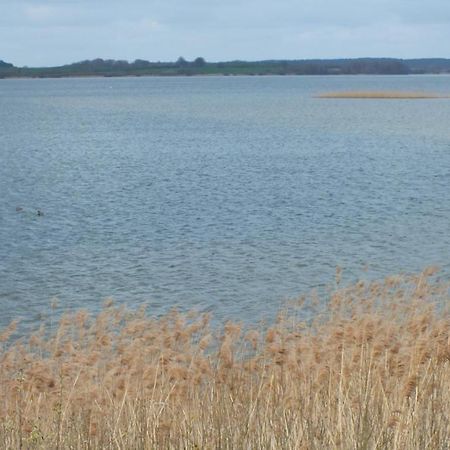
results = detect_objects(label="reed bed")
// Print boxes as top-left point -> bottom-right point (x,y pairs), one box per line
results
316,91 -> 447,99
0,268 -> 449,449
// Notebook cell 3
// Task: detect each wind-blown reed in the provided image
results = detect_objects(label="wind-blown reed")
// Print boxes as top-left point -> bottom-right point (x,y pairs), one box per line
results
0,268 -> 449,449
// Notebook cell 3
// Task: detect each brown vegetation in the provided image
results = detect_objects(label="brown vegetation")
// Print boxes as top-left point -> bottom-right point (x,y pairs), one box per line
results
0,268 -> 449,449
316,91 -> 448,99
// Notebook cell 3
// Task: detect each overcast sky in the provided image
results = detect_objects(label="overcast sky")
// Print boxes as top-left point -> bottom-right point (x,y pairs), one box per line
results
1,0 -> 449,67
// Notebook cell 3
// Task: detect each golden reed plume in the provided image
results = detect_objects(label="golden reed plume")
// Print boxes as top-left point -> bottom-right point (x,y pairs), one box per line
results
0,268 -> 448,449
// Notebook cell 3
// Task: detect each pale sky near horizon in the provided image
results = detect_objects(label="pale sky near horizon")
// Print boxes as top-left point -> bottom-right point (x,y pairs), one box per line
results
1,0 -> 449,67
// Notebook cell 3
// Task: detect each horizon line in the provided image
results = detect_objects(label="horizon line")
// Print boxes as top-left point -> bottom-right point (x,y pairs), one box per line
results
2,56 -> 450,69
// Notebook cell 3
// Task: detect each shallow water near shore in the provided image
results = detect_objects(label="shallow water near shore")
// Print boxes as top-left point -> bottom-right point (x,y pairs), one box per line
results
1,75 -> 450,330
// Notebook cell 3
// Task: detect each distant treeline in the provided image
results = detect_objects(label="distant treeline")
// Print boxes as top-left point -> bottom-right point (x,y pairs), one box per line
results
0,60 -> 14,69
1,57 -> 450,78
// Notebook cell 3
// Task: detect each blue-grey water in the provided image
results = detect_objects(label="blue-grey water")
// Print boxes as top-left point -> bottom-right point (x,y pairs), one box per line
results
1,75 -> 449,330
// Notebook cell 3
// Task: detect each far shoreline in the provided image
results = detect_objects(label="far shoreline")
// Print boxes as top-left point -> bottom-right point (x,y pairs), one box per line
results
2,72 -> 450,81
2,57 -> 450,80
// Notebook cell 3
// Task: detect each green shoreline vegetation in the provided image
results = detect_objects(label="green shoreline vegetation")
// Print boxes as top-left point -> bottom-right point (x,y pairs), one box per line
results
0,268 -> 448,449
1,57 -> 450,78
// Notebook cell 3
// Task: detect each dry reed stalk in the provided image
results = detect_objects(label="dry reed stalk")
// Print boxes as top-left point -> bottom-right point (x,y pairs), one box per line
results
0,267 -> 448,449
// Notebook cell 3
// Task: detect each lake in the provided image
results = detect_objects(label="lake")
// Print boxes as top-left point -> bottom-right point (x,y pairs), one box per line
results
1,75 -> 449,330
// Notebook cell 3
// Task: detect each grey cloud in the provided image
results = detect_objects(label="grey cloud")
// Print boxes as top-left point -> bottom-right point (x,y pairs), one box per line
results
0,0 -> 449,66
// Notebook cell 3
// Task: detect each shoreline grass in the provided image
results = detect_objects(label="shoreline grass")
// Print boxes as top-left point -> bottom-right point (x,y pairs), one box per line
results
0,268 -> 449,449
316,91 -> 449,99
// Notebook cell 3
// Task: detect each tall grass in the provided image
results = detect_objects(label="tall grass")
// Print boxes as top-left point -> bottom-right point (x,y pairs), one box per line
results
0,268 -> 449,449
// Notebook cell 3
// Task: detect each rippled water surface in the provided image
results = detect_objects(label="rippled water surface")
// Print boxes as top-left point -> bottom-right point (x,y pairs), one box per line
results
1,75 -> 450,328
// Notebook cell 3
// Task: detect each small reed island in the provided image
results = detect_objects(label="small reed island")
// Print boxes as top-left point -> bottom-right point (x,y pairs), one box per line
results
317,91 -> 448,99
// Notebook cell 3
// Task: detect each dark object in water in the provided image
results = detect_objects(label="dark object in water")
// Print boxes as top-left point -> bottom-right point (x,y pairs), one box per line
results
37,209 -> 44,216
16,207 -> 23,212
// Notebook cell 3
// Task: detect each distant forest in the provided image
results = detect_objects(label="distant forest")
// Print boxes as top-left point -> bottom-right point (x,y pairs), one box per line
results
1,57 -> 450,78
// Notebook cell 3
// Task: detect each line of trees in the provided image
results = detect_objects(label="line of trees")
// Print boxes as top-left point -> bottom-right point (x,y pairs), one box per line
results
0,60 -> 13,68
1,57 -> 450,78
